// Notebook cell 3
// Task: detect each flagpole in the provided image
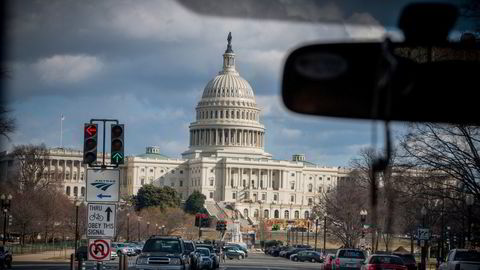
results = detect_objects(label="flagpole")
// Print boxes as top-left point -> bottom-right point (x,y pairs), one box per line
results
60,114 -> 64,148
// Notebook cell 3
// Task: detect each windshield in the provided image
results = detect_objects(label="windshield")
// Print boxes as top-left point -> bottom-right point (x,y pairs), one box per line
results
454,251 -> 480,262
2,1 -> 480,270
143,239 -> 182,253
198,248 -> 210,256
339,250 -> 366,259
370,256 -> 405,265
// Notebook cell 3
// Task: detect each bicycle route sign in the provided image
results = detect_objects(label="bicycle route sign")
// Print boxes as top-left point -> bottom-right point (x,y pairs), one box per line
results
88,238 -> 111,261
86,169 -> 120,203
87,203 -> 116,238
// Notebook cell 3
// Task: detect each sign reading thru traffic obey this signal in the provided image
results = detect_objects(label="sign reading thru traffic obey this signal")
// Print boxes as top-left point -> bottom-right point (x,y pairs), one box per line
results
110,124 -> 124,165
88,238 -> 111,261
83,124 -> 98,164
87,203 -> 116,238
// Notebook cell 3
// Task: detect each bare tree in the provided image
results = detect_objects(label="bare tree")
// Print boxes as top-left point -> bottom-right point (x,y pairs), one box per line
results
11,144 -> 60,192
0,107 -> 14,140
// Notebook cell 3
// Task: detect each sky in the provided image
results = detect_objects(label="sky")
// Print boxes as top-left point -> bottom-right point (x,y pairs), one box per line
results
3,0 -> 406,166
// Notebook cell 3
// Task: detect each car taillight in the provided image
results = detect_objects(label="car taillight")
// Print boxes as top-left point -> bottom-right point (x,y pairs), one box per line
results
336,258 -> 340,266
368,264 -> 376,270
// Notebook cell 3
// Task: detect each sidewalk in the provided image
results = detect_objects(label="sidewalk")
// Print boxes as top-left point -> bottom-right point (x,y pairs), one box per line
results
14,249 -> 74,262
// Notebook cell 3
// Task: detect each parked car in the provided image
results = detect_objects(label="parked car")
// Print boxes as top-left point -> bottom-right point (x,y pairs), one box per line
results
196,247 -> 213,270
136,235 -> 192,270
285,248 -> 310,259
223,246 -> 245,260
225,243 -> 248,257
196,244 -> 219,269
75,246 -> 88,261
292,250 -> 323,262
0,246 -> 13,269
438,249 -> 480,270
361,255 -> 407,270
335,249 -> 366,270
112,242 -> 136,256
392,252 -> 416,270
184,240 -> 199,270
324,254 -> 336,270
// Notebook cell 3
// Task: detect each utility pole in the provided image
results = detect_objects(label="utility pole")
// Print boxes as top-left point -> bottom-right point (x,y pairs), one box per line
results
323,214 -> 327,253
314,219 -> 318,251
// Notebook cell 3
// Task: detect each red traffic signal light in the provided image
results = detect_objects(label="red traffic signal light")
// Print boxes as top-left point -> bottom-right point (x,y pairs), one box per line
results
83,123 -> 98,164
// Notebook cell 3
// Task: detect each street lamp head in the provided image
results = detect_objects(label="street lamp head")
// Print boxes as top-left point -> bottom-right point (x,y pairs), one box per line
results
75,199 -> 82,206
7,194 -> 12,200
147,221 -> 150,225
466,194 -> 475,206
0,194 -> 5,200
127,213 -> 130,217
324,213 -> 327,217
360,209 -> 368,216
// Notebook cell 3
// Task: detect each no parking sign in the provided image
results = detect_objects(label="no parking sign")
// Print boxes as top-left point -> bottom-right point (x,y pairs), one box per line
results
88,239 -> 111,261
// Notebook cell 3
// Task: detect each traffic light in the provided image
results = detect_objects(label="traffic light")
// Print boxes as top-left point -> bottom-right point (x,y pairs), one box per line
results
111,124 -> 124,165
83,123 -> 98,164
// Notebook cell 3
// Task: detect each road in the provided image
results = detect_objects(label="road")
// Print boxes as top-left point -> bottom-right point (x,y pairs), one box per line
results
11,253 -> 323,270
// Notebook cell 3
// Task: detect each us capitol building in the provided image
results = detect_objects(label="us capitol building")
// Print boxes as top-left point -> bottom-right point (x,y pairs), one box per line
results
0,34 -> 349,226
122,33 -> 349,225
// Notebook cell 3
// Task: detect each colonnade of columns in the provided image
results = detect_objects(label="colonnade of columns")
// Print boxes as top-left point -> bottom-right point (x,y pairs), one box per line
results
189,128 -> 265,148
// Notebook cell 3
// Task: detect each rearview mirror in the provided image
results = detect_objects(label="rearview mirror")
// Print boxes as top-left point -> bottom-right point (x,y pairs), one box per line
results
282,41 -> 480,125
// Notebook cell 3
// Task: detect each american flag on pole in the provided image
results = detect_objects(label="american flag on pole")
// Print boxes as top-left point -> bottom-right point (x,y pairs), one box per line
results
61,114 -> 65,121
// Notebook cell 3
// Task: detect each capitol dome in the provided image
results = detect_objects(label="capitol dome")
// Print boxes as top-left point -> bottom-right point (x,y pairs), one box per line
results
182,32 -> 271,160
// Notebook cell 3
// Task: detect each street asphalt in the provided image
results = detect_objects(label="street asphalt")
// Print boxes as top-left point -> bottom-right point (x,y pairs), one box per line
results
11,253 -> 324,270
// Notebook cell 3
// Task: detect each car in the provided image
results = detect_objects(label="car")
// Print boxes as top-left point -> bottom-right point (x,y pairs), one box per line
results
335,249 -> 366,270
292,250 -> 323,263
75,246 -> 88,261
392,252 -> 417,270
324,254 -> 337,270
223,246 -> 245,260
111,250 -> 118,260
224,243 -> 248,257
196,247 -> 213,270
136,235 -> 192,270
128,242 -> 143,255
362,255 -> 407,270
112,242 -> 136,256
184,240 -> 199,270
196,244 -> 219,269
438,249 -> 480,270
284,248 -> 310,259
0,246 -> 12,269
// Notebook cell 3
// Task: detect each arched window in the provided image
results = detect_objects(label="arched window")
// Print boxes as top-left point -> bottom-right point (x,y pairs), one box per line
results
81,187 -> 85,197
254,209 -> 259,218
295,211 -> 300,219
284,210 -> 290,219
231,111 -> 234,119
308,198 -> 313,205
274,210 -> 279,218
308,183 -> 313,192
242,111 -> 245,119
244,209 -> 249,218
243,179 -> 246,187
264,209 -> 269,219
73,186 -> 78,197
226,111 -> 229,118
304,211 -> 310,219
215,111 -> 218,118
237,111 -> 240,119
66,186 -> 71,196
231,179 -> 234,187
220,111 -> 223,118
210,111 -> 213,118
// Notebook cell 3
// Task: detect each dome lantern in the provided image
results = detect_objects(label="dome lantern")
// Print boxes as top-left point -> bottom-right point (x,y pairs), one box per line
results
221,32 -> 237,75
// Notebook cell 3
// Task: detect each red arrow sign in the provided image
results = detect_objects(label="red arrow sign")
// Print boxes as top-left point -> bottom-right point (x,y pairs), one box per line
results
86,125 -> 97,136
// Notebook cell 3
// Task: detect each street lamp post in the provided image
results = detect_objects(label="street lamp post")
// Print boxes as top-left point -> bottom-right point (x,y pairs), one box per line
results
155,224 -> 158,235
421,206 -> 428,270
1,194 -> 13,246
147,222 -> 150,238
126,213 -> 130,242
360,210 -> 368,250
161,225 -> 165,235
73,199 -> 81,258
323,213 -> 327,254
314,219 -> 319,251
466,194 -> 474,247
137,217 -> 141,241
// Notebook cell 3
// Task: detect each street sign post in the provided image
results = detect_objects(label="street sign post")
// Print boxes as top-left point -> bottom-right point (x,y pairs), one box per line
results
87,203 -> 116,238
88,238 -> 111,261
86,169 -> 120,202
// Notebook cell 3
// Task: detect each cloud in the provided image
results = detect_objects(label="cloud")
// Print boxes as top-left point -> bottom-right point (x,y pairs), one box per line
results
34,54 -> 104,83
280,128 -> 302,139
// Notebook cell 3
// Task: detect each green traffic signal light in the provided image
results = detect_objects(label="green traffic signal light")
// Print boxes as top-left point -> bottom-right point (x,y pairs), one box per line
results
111,124 -> 124,165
